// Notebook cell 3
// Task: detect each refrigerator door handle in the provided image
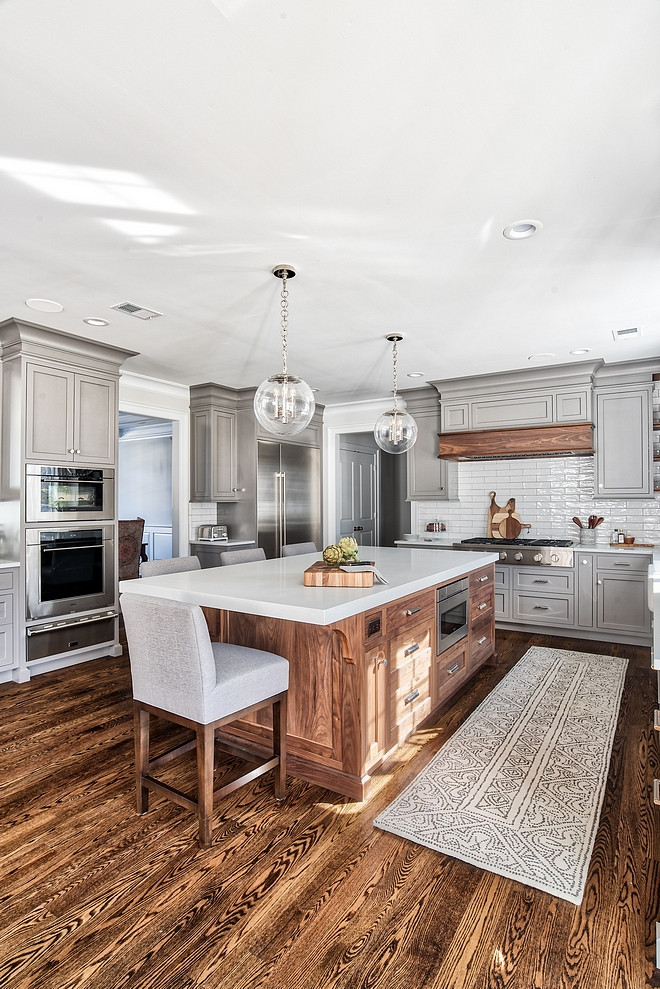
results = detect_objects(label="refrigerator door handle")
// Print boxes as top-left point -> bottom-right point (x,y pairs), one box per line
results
280,471 -> 287,550
275,471 -> 283,557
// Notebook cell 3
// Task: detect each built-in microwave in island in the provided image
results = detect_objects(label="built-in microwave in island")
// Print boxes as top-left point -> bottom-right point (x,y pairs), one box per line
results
436,577 -> 469,653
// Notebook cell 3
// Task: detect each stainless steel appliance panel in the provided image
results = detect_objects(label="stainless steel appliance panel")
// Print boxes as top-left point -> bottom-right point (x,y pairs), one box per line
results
437,577 -> 469,654
257,441 -> 321,558
26,524 -> 116,620
26,611 -> 117,662
26,465 -> 115,522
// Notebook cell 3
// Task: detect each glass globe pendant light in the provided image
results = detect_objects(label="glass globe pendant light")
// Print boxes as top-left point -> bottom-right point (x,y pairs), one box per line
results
253,265 -> 315,436
374,333 -> 418,454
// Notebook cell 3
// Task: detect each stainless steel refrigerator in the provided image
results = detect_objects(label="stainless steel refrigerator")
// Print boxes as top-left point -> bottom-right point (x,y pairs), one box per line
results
257,440 -> 321,558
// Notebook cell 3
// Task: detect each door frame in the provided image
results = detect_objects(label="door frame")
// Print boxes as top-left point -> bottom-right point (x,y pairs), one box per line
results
322,398 -> 394,548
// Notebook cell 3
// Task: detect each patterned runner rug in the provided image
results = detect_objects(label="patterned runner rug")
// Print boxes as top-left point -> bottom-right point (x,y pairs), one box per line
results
374,646 -> 627,904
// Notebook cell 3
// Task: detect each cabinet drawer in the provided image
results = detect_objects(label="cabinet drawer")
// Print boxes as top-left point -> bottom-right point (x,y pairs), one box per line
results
434,639 -> 470,707
595,553 -> 651,572
390,625 -> 432,674
0,572 -> 14,591
470,586 -> 494,625
513,570 -> 574,593
469,618 -> 495,669
386,590 -> 434,637
0,593 -> 12,626
512,591 -> 574,625
469,564 -> 495,591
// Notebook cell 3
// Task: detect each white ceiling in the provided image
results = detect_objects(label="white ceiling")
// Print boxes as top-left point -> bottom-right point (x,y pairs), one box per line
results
1,0 -> 659,405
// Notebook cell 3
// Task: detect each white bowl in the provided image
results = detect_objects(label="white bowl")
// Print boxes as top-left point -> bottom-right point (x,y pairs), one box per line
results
403,533 -> 417,541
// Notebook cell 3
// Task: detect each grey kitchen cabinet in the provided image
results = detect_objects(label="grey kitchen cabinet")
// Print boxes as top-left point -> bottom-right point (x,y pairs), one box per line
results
0,569 -> 18,672
576,550 -> 651,639
493,566 -> 511,620
402,386 -> 457,500
190,405 -> 239,501
510,566 -> 575,627
594,383 -> 653,498
25,362 -> 118,465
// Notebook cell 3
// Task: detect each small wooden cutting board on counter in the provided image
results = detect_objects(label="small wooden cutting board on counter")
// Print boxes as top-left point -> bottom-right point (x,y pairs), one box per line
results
303,562 -> 375,587
488,491 -> 532,539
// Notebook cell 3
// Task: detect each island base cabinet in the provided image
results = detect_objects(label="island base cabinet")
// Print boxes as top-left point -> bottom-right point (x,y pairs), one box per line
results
387,625 -> 432,750
434,638 -> 470,707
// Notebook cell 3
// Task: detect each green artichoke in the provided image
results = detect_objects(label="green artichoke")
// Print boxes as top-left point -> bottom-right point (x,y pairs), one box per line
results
338,536 -> 359,562
322,543 -> 343,566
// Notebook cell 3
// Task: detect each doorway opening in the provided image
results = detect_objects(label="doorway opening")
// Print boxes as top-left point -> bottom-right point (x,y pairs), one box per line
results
118,412 -> 174,562
337,432 -> 410,548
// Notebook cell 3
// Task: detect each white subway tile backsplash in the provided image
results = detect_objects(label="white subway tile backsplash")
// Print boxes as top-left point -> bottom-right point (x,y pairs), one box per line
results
413,456 -> 660,544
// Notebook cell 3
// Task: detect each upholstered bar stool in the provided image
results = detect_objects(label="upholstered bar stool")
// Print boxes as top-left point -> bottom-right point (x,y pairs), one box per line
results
140,556 -> 201,577
281,542 -> 317,557
120,592 -> 288,849
219,548 -> 266,566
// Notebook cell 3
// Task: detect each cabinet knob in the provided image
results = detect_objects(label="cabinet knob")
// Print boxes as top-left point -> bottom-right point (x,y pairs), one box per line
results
581,559 -> 589,565
597,579 -> 603,585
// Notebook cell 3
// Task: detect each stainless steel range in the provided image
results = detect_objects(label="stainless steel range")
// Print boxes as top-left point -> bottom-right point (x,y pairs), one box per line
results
454,537 -> 574,567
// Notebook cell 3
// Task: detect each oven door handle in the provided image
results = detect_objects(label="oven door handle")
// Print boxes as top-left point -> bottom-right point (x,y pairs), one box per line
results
26,612 -> 117,635
41,544 -> 102,552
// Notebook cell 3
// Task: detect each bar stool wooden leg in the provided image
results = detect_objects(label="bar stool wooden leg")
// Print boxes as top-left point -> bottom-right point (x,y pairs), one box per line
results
273,695 -> 287,801
197,723 -> 215,848
134,703 -> 150,814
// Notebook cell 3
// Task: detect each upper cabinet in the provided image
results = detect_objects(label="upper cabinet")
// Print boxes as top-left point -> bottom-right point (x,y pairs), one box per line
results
431,361 -> 600,434
25,364 -> 117,465
402,387 -> 457,501
0,319 -> 136,482
190,384 -> 240,501
594,367 -> 653,498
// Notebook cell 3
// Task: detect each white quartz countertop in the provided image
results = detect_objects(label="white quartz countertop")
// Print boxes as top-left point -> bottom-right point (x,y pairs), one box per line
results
573,543 -> 655,555
190,539 -> 256,546
0,560 -> 19,570
394,537 -> 456,548
120,546 -> 499,626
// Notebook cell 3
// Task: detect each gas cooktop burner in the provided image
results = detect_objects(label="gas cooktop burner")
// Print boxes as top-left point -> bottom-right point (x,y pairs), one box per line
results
459,537 -> 574,547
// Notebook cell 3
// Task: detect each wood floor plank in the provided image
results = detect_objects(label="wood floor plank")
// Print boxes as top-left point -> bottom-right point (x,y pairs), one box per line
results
0,632 -> 657,988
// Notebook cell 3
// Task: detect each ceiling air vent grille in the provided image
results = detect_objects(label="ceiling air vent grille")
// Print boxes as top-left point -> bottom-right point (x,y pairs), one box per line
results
612,326 -> 641,341
111,302 -> 163,320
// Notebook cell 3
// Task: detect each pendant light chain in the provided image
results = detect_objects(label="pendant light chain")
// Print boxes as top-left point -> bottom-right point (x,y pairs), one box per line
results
391,336 -> 399,410
280,271 -> 289,376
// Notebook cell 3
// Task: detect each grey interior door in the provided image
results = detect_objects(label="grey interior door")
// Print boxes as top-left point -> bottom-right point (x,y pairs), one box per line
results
338,447 -> 376,546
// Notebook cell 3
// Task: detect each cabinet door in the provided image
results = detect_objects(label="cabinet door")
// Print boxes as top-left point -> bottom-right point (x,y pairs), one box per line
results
387,625 -> 432,748
26,364 -> 75,462
365,642 -> 388,769
595,386 -> 652,497
73,373 -> 116,465
597,571 -> 651,635
406,410 -> 454,500
210,409 -> 238,500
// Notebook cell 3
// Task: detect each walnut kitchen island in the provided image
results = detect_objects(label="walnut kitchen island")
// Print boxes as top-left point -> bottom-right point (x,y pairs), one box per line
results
120,546 -> 498,800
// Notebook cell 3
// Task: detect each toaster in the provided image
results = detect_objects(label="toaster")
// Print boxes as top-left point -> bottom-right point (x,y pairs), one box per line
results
211,525 -> 228,540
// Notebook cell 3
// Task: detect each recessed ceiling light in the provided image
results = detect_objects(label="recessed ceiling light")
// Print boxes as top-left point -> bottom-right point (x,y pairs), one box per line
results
83,317 -> 109,327
25,298 -> 63,313
407,372 -> 424,378
527,353 -> 555,361
570,348 -> 590,355
503,220 -> 543,240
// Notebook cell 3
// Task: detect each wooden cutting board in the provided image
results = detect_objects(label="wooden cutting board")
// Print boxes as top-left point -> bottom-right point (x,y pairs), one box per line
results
488,491 -> 531,539
303,562 -> 374,587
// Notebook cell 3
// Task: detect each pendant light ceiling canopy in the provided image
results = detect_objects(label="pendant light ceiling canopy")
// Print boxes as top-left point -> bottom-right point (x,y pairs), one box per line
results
253,265 -> 315,437
374,333 -> 418,454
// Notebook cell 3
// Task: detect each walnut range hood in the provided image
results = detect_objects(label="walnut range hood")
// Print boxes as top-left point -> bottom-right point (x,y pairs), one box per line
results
438,423 -> 595,461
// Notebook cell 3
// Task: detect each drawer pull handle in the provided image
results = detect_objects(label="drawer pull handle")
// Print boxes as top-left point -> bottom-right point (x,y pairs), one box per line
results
477,602 -> 487,611
404,642 -> 420,656
405,689 -> 420,705
447,663 -> 460,675
614,563 -> 631,567
478,575 -> 489,582
533,579 -> 549,584
477,636 -> 487,645
654,779 -> 660,807
533,605 -> 550,610
405,606 -> 421,616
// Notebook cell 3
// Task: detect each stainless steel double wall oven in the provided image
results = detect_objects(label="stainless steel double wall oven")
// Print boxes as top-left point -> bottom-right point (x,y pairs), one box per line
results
25,466 -> 117,662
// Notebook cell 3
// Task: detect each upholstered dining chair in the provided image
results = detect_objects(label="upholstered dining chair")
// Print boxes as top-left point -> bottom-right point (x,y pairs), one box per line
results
120,592 -> 288,849
118,518 -> 145,581
219,547 -> 266,566
281,542 -> 318,557
140,555 -> 201,578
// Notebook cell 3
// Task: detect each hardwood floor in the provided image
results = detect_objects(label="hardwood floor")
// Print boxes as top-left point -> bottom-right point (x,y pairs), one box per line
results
1,629 -> 658,988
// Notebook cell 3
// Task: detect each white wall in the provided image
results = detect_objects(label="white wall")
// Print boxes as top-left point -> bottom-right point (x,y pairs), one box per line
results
411,456 -> 660,545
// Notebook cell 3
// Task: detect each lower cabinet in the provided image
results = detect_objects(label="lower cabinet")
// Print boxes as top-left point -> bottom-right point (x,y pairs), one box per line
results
387,624 -> 432,749
0,569 -> 18,673
576,551 -> 651,638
